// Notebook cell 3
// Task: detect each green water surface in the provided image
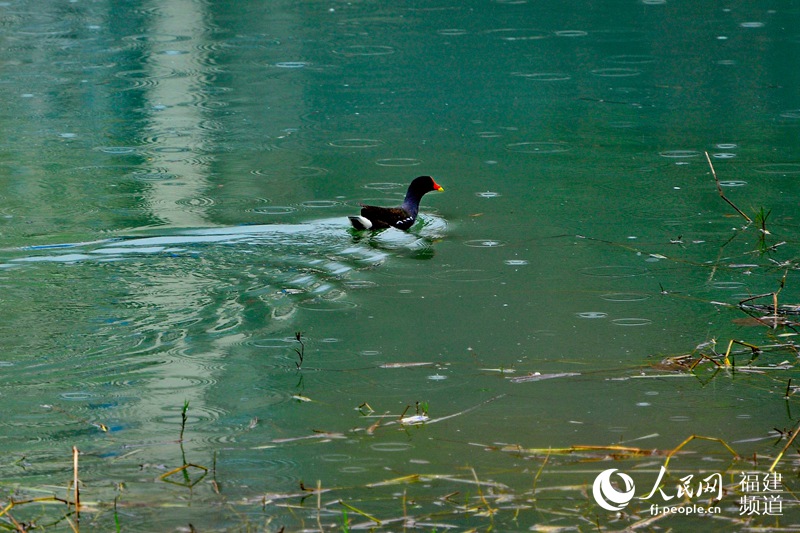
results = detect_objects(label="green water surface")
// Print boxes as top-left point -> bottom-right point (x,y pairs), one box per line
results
1,1 -> 799,531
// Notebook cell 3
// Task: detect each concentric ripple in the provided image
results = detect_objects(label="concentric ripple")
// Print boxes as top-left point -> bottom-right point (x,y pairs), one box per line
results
486,28 -> 549,41
363,182 -> 403,190
248,206 -> 297,215
463,239 -> 506,248
612,318 -> 652,326
511,72 -> 571,81
591,67 -> 642,77
328,138 -> 384,148
577,312 -> 608,319
601,292 -> 650,302
604,54 -> 657,64
506,141 -> 570,154
176,197 -> 217,207
301,200 -> 341,208
375,158 -> 421,167
433,269 -> 500,282
754,163 -> 800,175
332,45 -> 395,57
659,150 -> 701,159
581,265 -> 647,278
555,30 -> 587,37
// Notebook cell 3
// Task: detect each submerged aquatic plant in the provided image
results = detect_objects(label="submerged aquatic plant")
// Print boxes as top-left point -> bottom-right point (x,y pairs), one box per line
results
179,399 -> 189,443
294,331 -> 305,369
755,206 -> 772,253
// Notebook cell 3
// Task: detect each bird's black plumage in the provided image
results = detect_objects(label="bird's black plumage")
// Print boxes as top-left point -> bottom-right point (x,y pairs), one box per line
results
349,175 -> 444,231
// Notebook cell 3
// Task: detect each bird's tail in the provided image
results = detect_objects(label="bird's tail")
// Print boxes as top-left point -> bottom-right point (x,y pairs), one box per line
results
348,216 -> 372,230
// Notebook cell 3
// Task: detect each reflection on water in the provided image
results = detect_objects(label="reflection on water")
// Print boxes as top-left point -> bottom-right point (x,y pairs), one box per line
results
1,0 -> 800,529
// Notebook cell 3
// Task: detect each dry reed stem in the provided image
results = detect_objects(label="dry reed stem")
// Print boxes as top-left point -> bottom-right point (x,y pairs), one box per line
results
367,474 -> 421,488
769,424 -> 800,473
505,444 -> 660,457
158,463 -> 209,488
532,449 -> 550,496
0,496 -> 71,519
42,405 -> 109,433
0,495 -> 75,533
72,446 -> 80,516
470,467 -> 496,519
338,500 -> 381,525
316,480 -> 322,533
662,434 -> 740,470
158,463 -> 208,480
706,151 -> 752,223
722,339 -> 735,367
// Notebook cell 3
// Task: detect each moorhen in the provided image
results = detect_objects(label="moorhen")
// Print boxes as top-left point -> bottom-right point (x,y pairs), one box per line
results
349,175 -> 444,231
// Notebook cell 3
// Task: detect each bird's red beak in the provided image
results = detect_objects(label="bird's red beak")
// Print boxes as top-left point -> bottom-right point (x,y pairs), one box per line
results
432,179 -> 444,192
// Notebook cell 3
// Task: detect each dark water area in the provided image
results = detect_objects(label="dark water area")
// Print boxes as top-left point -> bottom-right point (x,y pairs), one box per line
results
1,0 -> 800,530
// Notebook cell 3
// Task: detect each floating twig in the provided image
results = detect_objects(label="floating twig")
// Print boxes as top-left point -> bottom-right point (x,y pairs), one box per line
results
316,480 -> 323,533
72,446 -> 80,517
211,451 -> 220,494
770,423 -> 800,472
494,442 -> 661,458
532,448 -> 550,496
706,151 -> 752,223
158,463 -> 209,488
0,496 -> 72,522
721,339 -> 762,367
509,371 -> 580,383
41,404 -> 108,433
339,500 -> 381,525
470,467 -> 496,518
662,434 -> 740,470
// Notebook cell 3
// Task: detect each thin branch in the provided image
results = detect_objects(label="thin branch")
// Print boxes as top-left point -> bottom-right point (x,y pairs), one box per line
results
72,446 -> 80,516
770,423 -> 800,472
706,151 -> 752,223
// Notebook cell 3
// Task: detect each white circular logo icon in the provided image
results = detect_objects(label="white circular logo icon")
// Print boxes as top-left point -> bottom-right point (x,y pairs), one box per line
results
592,468 -> 636,511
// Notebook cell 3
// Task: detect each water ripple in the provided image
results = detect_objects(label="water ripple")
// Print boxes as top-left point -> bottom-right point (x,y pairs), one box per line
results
591,67 -> 642,77
363,182 -> 403,190
464,239 -> 506,248
248,206 -> 297,215
612,317 -> 652,327
433,269 -> 500,282
328,138 -> 384,148
581,265 -> 647,278
506,141 -> 570,154
123,33 -> 192,44
511,72 -> 571,82
332,45 -> 395,57
604,54 -> 658,64
485,28 -> 549,41
659,149 -> 701,159
437,29 -> 469,36
754,163 -> 800,175
601,292 -> 650,302
555,30 -> 587,37
301,200 -> 341,208
375,158 -> 422,167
